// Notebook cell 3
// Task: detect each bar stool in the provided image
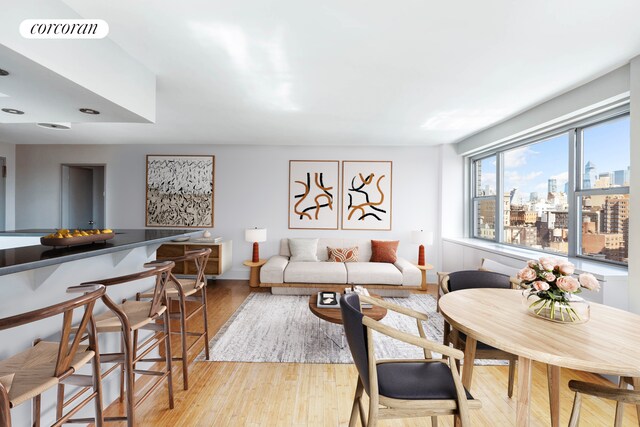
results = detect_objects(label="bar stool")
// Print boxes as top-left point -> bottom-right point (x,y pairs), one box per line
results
61,261 -> 175,427
0,284 -> 105,427
138,248 -> 211,390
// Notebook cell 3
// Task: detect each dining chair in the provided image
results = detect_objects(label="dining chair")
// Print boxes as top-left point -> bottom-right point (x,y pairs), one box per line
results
435,258 -> 521,312
440,270 -> 518,397
137,247 -> 211,390
568,377 -> 639,427
59,261 -> 175,427
340,293 -> 481,427
0,284 -> 105,427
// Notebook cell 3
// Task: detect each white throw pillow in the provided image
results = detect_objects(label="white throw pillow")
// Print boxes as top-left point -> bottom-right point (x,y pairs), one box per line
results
289,238 -> 319,262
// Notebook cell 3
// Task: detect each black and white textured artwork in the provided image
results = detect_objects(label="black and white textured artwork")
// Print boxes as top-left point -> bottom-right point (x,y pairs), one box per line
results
146,155 -> 215,227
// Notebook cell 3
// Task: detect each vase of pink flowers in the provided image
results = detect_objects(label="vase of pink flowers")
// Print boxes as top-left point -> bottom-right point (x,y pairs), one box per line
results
518,257 -> 600,324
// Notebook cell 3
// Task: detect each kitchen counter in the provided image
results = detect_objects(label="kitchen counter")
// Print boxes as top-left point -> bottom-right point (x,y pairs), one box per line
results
0,229 -> 198,276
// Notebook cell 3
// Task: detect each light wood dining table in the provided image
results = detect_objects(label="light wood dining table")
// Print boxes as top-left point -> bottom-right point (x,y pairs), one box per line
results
439,288 -> 640,427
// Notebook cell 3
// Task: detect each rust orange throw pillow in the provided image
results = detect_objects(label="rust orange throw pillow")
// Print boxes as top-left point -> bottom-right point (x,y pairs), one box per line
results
370,240 -> 399,263
327,246 -> 359,262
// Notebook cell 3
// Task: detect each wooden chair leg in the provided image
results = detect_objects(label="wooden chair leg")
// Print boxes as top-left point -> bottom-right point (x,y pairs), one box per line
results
163,309 -> 175,409
56,384 -> 65,419
201,286 -> 210,360
119,336 -> 125,403
568,392 -> 581,427
178,296 -> 189,390
431,415 -> 438,427
123,331 -> 136,427
508,360 -> 516,398
368,391 -> 378,427
0,384 -> 11,427
32,394 -> 41,427
349,379 -> 363,427
92,352 -> 104,427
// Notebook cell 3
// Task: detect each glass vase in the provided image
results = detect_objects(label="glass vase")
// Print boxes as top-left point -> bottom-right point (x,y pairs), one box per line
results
522,290 -> 590,324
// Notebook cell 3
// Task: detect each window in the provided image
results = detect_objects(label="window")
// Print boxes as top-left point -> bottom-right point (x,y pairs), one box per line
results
470,111 -> 630,265
503,133 -> 569,253
472,156 -> 497,240
578,115 -> 630,263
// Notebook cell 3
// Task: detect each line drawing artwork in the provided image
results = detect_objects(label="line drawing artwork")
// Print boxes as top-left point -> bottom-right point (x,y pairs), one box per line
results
347,172 -> 386,221
289,161 -> 339,229
146,155 -> 215,227
293,172 -> 334,220
342,161 -> 392,230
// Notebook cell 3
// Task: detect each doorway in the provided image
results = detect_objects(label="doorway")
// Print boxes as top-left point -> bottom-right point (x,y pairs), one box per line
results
61,165 -> 106,230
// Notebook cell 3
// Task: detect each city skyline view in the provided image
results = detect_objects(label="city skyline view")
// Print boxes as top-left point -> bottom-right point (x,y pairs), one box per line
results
478,115 -> 630,198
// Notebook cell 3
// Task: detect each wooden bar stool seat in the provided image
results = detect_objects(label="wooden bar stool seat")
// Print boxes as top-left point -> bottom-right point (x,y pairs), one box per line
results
93,301 -> 168,332
138,248 -> 211,390
0,284 -> 105,427
0,341 -> 93,407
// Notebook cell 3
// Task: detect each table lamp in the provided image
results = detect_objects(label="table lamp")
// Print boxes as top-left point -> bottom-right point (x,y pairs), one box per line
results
245,227 -> 267,263
411,230 -> 433,266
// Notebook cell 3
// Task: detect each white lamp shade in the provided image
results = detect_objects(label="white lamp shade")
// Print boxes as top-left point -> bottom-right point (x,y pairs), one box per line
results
411,230 -> 433,245
245,228 -> 267,243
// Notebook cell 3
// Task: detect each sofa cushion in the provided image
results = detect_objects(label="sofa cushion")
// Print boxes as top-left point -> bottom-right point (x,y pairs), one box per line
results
284,261 -> 347,284
260,256 -> 289,284
370,240 -> 399,263
345,262 -> 403,285
289,238 -> 319,262
327,246 -> 359,263
280,238 -> 373,262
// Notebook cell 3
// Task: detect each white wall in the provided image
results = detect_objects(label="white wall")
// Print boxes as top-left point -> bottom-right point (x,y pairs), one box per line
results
16,144 -> 440,280
0,140 -> 16,230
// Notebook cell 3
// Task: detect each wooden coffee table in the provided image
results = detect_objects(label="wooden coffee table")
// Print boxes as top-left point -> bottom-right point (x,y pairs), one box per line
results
308,293 -> 387,324
309,292 -> 387,348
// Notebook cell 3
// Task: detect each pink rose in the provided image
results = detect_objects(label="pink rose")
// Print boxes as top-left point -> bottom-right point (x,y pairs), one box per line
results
579,273 -> 601,292
532,281 -> 550,291
558,263 -> 575,275
527,260 -> 538,268
517,267 -> 537,282
543,272 -> 556,282
539,257 -> 557,271
556,276 -> 580,293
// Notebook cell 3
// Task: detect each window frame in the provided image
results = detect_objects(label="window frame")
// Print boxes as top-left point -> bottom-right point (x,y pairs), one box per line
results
468,106 -> 630,266
471,154 -> 498,241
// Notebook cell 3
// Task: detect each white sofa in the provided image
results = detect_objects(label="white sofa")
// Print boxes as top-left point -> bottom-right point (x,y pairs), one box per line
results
260,238 -> 421,296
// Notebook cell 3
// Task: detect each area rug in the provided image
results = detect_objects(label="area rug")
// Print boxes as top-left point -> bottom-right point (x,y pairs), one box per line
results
197,293 -> 506,365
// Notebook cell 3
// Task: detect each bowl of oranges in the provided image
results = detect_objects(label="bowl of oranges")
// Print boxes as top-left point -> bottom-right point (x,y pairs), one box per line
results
40,229 -> 115,247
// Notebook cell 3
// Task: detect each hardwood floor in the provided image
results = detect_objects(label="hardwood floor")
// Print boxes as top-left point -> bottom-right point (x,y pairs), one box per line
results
103,280 -> 639,426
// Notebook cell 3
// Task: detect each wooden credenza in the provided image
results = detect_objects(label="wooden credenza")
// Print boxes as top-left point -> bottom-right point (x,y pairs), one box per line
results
156,240 -> 232,277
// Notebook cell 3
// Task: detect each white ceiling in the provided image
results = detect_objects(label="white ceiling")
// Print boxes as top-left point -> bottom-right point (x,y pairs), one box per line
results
1,0 -> 640,146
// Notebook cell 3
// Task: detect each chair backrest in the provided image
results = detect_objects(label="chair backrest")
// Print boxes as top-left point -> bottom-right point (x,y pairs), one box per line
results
181,248 -> 211,288
340,293 -> 371,394
87,261 -> 175,319
447,270 -> 511,292
0,284 -> 105,377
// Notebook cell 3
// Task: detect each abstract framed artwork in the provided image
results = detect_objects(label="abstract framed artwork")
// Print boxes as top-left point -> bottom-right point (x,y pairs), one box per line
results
146,155 -> 215,227
289,160 -> 339,229
342,160 -> 392,230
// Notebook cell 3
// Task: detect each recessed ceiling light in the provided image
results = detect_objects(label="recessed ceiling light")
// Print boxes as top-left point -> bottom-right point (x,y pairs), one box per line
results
0,69 -> 8,76
37,122 -> 71,130
1,108 -> 24,115
79,108 -> 100,115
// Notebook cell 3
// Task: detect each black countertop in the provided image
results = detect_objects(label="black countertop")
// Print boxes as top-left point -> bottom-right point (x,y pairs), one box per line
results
0,229 -> 199,276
